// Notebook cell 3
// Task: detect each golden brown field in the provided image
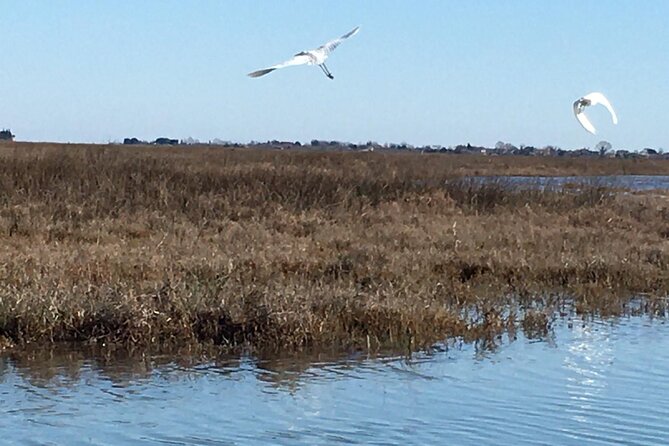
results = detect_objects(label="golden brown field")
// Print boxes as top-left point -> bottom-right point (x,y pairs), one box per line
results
1,142 -> 668,353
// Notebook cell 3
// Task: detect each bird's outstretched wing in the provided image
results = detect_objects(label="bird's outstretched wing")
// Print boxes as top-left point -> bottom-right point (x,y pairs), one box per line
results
573,100 -> 597,134
318,26 -> 360,55
248,53 -> 312,78
583,92 -> 618,125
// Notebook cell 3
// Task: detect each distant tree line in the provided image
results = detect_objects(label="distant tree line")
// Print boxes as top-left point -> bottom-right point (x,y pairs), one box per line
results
123,137 -> 179,145
116,135 -> 665,159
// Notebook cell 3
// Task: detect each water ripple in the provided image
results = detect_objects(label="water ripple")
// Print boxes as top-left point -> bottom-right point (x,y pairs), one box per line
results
2,316 -> 669,445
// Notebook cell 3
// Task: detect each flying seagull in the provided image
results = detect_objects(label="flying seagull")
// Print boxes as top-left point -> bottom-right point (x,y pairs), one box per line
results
573,92 -> 618,135
248,26 -> 360,80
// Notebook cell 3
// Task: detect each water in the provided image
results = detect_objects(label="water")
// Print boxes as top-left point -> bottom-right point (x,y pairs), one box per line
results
2,317 -> 669,445
473,174 -> 669,191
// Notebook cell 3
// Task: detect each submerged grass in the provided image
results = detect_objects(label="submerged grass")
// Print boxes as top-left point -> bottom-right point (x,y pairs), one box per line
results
1,142 -> 669,353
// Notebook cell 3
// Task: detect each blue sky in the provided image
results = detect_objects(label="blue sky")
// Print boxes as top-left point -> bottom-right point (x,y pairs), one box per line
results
1,1 -> 667,150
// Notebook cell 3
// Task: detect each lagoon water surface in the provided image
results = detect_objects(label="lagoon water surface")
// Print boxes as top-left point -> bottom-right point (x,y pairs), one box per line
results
2,316 -> 669,445
475,174 -> 669,191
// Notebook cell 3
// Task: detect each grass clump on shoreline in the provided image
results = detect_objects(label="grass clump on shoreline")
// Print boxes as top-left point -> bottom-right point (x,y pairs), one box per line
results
1,142 -> 668,353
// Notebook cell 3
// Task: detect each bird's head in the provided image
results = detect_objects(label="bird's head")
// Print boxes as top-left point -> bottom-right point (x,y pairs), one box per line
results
574,98 -> 591,113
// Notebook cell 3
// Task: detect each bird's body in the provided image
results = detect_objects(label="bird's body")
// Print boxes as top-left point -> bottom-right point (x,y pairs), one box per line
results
248,26 -> 360,80
573,92 -> 618,135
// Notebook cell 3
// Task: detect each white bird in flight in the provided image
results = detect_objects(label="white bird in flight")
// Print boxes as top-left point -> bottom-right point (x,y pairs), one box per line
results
248,26 -> 360,80
573,92 -> 618,135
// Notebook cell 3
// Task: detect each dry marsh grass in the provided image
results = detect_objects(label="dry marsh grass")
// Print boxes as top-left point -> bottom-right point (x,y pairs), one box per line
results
1,142 -> 669,353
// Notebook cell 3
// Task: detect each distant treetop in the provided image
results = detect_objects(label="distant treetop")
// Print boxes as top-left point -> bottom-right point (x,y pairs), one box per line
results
0,129 -> 15,141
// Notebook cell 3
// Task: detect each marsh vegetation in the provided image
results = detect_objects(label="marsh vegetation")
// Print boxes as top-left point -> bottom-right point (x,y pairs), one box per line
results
1,142 -> 668,352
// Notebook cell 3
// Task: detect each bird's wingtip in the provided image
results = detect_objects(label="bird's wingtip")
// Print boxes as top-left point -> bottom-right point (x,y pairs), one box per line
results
341,26 -> 360,39
247,68 -> 274,78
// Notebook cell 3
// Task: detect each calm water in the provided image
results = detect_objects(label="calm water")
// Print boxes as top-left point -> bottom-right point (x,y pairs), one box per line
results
474,175 -> 669,191
2,317 -> 669,445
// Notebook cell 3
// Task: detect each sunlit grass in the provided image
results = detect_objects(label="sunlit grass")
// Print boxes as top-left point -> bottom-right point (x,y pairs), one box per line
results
0,142 -> 668,352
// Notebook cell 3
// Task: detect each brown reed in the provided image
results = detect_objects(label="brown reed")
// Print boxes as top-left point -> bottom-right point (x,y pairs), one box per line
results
0,142 -> 668,353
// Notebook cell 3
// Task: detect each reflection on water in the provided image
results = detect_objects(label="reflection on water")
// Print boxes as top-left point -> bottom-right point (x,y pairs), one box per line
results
564,324 -> 614,432
2,317 -> 669,445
